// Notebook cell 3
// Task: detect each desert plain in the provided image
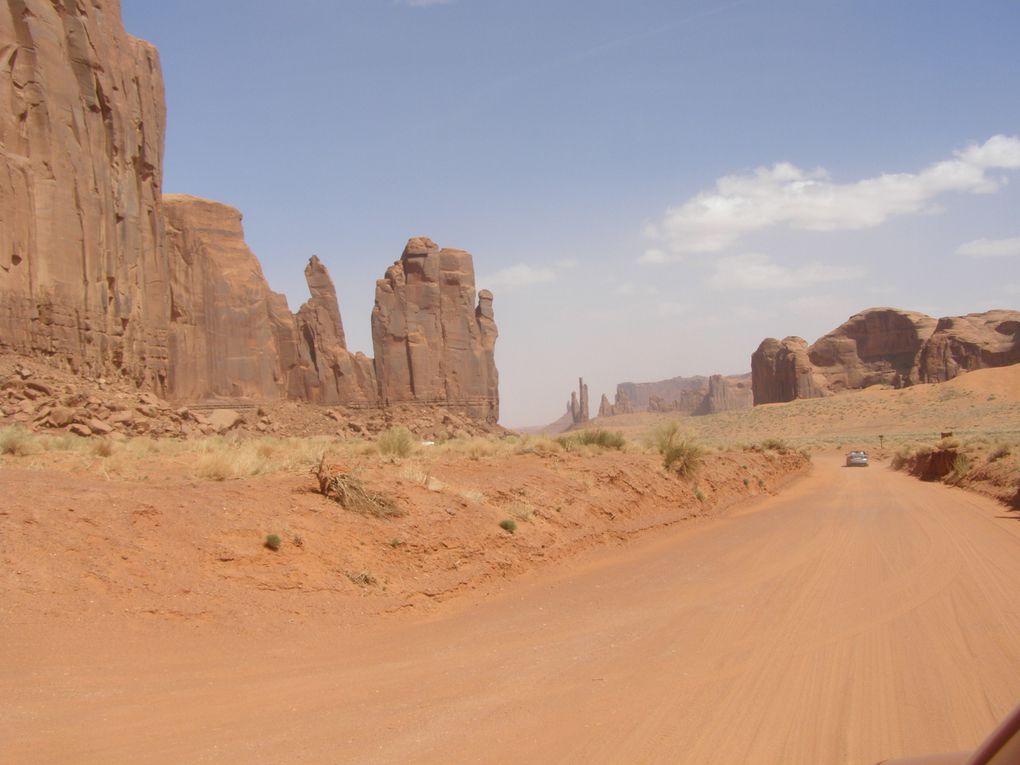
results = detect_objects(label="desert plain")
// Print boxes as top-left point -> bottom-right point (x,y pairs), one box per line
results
3,364 -> 1020,764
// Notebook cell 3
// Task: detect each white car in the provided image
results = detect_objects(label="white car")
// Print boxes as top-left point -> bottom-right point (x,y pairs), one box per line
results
846,450 -> 869,467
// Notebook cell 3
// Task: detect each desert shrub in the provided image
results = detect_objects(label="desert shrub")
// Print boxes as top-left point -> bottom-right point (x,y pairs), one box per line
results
90,438 -> 115,458
196,450 -> 266,481
348,571 -> 377,586
400,462 -> 431,486
557,429 -> 626,451
742,477 -> 750,488
989,443 -> 1011,462
662,439 -> 705,477
694,487 -> 705,503
512,434 -> 562,456
377,426 -> 415,459
0,426 -> 37,456
947,453 -> 972,484
890,446 -> 914,471
647,421 -> 684,453
646,422 -> 704,477
499,518 -> 517,534
759,438 -> 791,454
507,501 -> 533,521
389,538 -> 405,548
937,436 -> 960,451
265,534 -> 282,551
315,458 -> 404,518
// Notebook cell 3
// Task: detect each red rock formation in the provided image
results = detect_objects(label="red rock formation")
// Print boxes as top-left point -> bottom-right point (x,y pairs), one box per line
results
598,393 -> 613,418
807,308 -> 937,392
752,308 -> 1020,404
290,256 -> 377,406
372,237 -> 499,423
0,5 -> 500,421
567,377 -> 590,424
918,310 -> 1020,382
163,195 -> 290,400
0,0 -> 169,389
751,337 -> 823,405
612,374 -> 752,416
694,373 -> 754,415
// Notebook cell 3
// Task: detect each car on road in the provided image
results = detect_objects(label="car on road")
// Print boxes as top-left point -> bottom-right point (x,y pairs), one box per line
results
846,450 -> 869,467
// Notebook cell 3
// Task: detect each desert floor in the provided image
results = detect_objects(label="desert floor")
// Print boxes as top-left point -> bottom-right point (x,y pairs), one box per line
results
3,452 -> 1019,764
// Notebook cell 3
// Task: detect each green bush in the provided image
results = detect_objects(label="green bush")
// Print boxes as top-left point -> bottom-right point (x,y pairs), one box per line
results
377,426 -> 415,459
662,439 -> 705,477
648,421 -> 705,477
265,533 -> 282,551
499,518 -> 517,534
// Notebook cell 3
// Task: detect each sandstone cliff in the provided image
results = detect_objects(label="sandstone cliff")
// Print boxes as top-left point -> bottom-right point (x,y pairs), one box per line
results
608,373 -> 752,417
163,195 -> 290,401
752,307 -> 1020,404
0,3 -> 500,422
918,310 -> 1020,383
1,0 -> 169,389
372,237 -> 499,423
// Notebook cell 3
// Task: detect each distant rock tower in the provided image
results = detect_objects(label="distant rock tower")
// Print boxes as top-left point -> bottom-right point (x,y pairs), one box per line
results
569,377 -> 590,425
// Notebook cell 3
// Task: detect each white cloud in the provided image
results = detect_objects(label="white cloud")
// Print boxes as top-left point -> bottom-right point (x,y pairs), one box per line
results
644,134 -> 1020,260
709,252 -> 863,290
955,236 -> 1020,258
480,263 -> 556,290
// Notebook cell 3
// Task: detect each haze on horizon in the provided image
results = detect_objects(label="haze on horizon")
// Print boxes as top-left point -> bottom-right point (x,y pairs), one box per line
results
122,0 -> 1020,427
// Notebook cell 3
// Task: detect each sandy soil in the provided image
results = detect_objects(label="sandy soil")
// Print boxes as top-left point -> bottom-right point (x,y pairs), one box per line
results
3,454 -> 1019,764
0,448 -> 806,626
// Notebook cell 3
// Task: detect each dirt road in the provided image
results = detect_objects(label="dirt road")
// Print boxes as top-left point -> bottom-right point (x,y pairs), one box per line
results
4,455 -> 1019,764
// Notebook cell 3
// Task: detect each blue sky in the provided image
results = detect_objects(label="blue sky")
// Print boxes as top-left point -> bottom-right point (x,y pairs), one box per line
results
122,0 -> 1020,426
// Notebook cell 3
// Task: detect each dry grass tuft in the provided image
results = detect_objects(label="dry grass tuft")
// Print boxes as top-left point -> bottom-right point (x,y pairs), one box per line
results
0,426 -> 39,456
377,427 -> 416,459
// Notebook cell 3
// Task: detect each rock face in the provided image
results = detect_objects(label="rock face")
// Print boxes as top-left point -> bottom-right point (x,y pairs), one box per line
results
0,4 -> 499,422
918,310 -> 1020,383
0,0 -> 169,389
290,256 -> 378,406
751,337 -> 825,405
609,374 -> 752,417
752,307 -> 1020,404
806,308 -> 938,393
163,195 -> 291,401
695,374 -> 754,416
372,237 -> 499,423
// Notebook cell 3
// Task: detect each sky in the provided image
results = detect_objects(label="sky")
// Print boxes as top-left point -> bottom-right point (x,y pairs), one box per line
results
121,0 -> 1020,427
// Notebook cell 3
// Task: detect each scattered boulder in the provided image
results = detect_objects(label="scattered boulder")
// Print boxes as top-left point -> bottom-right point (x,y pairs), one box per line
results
206,409 -> 245,434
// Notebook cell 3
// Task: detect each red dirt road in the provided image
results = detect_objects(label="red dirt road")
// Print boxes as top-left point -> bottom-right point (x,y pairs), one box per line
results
4,455 -> 1020,764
